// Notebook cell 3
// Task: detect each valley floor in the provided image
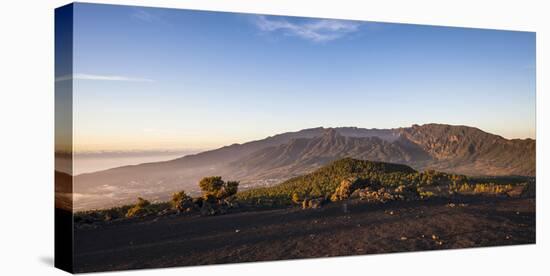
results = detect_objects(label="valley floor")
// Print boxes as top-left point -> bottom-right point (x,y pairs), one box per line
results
73,196 -> 535,273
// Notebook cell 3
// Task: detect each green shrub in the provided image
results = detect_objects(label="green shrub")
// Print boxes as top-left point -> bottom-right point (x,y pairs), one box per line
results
126,197 -> 151,218
450,182 -> 515,195
291,193 -> 301,204
198,176 -> 239,200
171,190 -> 192,211
418,190 -> 435,199
224,181 -> 239,198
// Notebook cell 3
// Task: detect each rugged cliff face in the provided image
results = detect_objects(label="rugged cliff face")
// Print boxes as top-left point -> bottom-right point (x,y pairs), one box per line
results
397,124 -> 535,176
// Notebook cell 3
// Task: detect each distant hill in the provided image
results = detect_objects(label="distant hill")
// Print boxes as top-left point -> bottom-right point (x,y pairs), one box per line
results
237,158 -> 419,202
73,124 -> 535,210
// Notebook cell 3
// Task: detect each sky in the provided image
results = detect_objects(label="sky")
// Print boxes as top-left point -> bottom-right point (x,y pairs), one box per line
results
65,3 -> 536,152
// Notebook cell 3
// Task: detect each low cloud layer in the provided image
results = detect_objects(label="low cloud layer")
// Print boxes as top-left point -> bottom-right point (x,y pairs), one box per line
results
55,73 -> 154,82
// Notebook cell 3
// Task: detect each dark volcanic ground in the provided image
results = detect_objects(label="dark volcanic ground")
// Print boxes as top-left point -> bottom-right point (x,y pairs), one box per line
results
74,197 -> 535,273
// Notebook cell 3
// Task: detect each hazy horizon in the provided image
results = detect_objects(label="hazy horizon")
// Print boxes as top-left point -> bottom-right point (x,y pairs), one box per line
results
66,123 -> 535,155
62,3 -> 535,152
73,149 -> 201,175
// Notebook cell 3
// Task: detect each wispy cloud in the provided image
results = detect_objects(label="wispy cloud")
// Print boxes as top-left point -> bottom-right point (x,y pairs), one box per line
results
55,73 -> 154,82
131,8 -> 170,26
132,9 -> 157,22
254,16 -> 361,42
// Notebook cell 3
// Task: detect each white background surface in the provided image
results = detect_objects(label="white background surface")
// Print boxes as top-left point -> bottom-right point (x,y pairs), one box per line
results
0,0 -> 548,275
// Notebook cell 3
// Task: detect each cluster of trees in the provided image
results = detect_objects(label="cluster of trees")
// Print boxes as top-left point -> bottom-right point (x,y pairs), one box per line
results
236,158 -> 469,205
198,176 -> 239,201
170,176 -> 240,215
449,182 -> 515,194
124,176 -> 241,218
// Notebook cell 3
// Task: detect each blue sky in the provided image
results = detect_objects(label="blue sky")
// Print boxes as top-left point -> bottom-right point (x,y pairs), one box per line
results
68,3 -> 536,151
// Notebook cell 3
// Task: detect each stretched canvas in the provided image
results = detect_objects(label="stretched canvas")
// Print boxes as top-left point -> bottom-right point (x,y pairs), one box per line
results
55,2 -> 536,273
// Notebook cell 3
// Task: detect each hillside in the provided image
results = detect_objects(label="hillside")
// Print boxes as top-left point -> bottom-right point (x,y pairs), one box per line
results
229,129 -> 431,181
237,158 -> 440,203
399,124 -> 536,176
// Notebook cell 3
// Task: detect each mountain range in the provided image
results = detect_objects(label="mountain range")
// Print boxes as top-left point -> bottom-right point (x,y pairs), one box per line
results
73,123 -> 535,210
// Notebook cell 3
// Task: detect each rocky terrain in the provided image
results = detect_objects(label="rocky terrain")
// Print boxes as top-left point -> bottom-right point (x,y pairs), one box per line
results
73,196 -> 535,273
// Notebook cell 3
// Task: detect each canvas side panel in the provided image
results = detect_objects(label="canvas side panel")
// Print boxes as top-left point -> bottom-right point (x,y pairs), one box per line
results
54,3 -> 74,273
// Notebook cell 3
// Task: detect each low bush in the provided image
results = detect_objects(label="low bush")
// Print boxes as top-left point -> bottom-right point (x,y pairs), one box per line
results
126,197 -> 152,218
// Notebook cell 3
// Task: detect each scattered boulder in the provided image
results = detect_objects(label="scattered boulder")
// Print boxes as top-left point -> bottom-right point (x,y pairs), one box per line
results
222,197 -> 239,209
331,178 -> 420,204
301,197 -> 325,209
195,195 -> 240,216
331,177 -> 366,201
309,198 -> 324,209
349,189 -> 362,199
171,191 -> 196,213
393,185 -> 420,201
356,187 -> 394,203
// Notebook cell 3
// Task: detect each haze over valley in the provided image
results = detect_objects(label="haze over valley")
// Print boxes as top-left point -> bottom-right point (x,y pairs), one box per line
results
73,150 -> 203,175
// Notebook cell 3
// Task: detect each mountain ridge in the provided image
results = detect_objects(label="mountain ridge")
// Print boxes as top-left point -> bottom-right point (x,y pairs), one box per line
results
72,123 -> 535,210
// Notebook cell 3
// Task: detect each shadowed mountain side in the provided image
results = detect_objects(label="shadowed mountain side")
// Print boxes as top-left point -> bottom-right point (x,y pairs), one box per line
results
399,124 -> 536,176
228,129 -> 431,181
165,127 -> 400,169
